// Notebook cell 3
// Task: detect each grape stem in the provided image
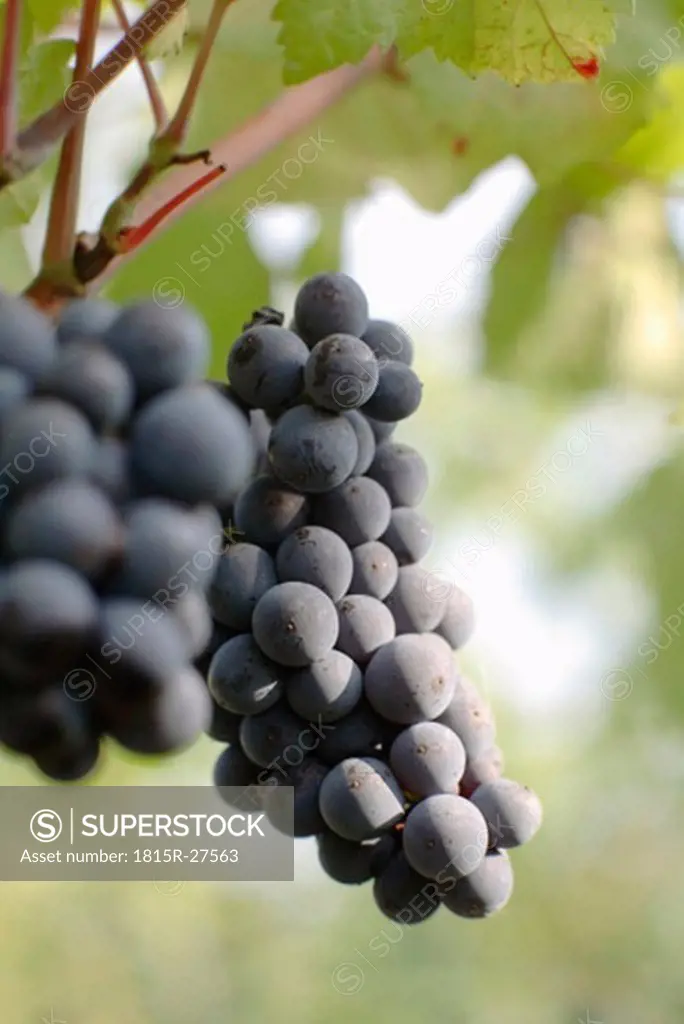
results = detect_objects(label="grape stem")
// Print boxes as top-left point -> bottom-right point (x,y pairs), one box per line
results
3,0 -> 188,186
90,44 -> 384,292
111,0 -> 168,133
41,0 -> 102,269
156,0 -> 234,152
0,0 -> 22,168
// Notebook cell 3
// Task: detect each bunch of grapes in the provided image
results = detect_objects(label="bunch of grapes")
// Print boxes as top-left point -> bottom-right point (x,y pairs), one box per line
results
206,272 -> 543,924
0,291 -> 255,780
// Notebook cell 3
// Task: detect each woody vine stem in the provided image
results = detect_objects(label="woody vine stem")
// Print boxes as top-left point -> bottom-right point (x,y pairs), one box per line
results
0,0 -> 387,316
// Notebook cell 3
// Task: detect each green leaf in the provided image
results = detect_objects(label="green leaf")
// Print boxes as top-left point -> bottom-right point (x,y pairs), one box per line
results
0,171 -> 43,231
26,0 -> 80,35
272,0 -> 400,84
19,39 -> 75,126
397,0 -> 618,84
273,0 -> 625,85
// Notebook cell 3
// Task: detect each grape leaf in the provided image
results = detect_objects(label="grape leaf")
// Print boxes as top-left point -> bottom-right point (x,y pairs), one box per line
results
26,0 -> 80,35
397,0 -> 618,84
19,40 -> 75,126
0,172 -> 43,232
272,0 -> 400,84
273,0 -> 624,85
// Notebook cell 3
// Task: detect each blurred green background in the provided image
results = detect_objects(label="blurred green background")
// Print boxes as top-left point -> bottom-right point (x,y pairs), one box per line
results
3,0 -> 684,1021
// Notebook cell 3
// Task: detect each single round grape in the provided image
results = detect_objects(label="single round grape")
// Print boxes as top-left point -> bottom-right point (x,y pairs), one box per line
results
0,368 -> 30,429
0,686 -> 94,756
268,405 -> 359,494
435,584 -> 475,649
443,849 -> 514,919
0,561 -> 98,676
252,581 -> 339,667
88,436 -> 131,503
390,722 -> 466,797
104,300 -> 209,401
402,793 -> 488,880
363,362 -> 422,423
316,700 -> 390,766
262,757 -> 329,837
364,414 -> 396,445
57,297 -> 118,343
33,734 -> 101,782
382,507 -> 434,566
239,702 -> 308,768
364,633 -> 456,724
0,291 -> 56,382
208,634 -> 284,716
343,409 -> 376,475
109,667 -> 211,755
318,756 -> 405,842
362,319 -> 414,367
336,594 -> 396,664
437,678 -> 496,759
312,476 -> 391,547
294,272 -> 369,347
317,830 -> 397,885
286,649 -> 363,723
386,564 -> 447,634
234,475 -> 310,548
470,778 -> 543,849
304,333 -> 378,411
227,324 -> 308,410
0,398 -> 96,498
209,543 -> 277,630
275,526 -> 352,603
94,598 -> 188,699
39,340 -> 133,433
367,442 -> 428,508
130,383 -> 255,506
214,744 -> 260,795
373,852 -> 443,925
171,589 -> 213,658
207,701 -> 242,744
350,540 -> 399,600
460,746 -> 504,798
114,499 -> 219,598
3,480 -> 123,581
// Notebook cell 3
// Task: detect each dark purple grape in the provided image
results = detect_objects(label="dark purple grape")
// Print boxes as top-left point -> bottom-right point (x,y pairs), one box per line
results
317,830 -> 397,884
234,475 -> 310,548
367,441 -> 428,508
312,476 -> 391,547
402,793 -> 488,880
318,756 -> 405,841
364,633 -> 456,724
350,540 -> 398,600
304,333 -> 378,411
227,324 -> 308,410
208,634 -> 284,716
381,507 -> 433,566
286,649 -> 362,723
294,272 -> 369,348
389,721 -> 466,797
362,362 -> 422,423
336,594 -> 395,664
268,405 -> 359,494
373,852 -> 443,925
209,543 -> 277,630
470,779 -> 543,849
362,319 -> 414,367
443,849 -> 514,918
275,526 -> 352,603
252,581 -> 339,667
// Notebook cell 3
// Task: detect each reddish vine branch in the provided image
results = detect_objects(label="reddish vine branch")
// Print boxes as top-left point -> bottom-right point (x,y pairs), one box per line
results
5,0 -> 187,184
42,0 -> 102,267
93,45 -> 384,289
111,0 -> 168,133
0,0 -> 22,165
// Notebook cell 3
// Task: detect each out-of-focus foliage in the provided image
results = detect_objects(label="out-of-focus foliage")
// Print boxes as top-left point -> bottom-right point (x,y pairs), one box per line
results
1,0 -> 684,1021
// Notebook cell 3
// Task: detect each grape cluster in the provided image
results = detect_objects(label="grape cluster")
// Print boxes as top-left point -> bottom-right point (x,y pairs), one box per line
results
207,272 -> 542,924
0,292 -> 255,780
